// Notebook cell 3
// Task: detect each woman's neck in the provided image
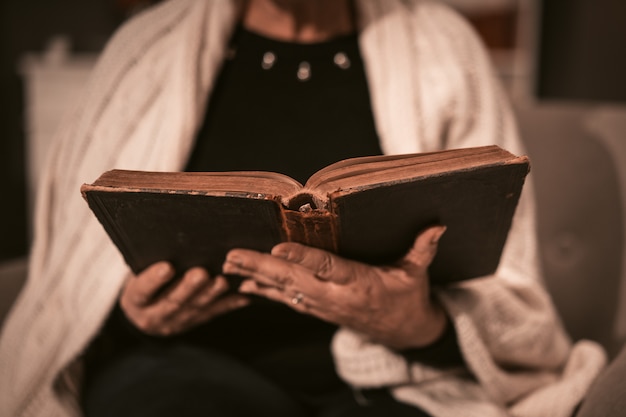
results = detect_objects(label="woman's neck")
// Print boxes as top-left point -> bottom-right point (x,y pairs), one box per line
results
242,0 -> 355,43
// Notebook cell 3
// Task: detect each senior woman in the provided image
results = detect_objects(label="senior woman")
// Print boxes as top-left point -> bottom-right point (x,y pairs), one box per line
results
0,0 -> 606,416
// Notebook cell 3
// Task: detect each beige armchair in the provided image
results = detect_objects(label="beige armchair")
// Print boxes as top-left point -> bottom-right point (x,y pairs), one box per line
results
516,102 -> 626,359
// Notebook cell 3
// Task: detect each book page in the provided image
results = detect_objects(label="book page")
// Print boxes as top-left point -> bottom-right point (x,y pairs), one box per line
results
87,170 -> 304,200
304,146 -> 523,196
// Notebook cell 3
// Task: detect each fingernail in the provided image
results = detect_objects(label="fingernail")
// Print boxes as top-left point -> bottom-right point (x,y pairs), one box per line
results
431,226 -> 447,244
188,268 -> 206,284
156,262 -> 172,276
271,248 -> 289,260
239,280 -> 256,293
226,253 -> 242,266
222,261 -> 238,275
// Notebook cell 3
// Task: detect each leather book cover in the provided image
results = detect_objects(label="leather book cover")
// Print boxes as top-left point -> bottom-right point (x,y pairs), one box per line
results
84,192 -> 287,276
329,163 -> 529,284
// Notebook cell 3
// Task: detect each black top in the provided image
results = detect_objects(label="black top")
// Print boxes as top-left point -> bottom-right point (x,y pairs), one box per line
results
186,25 -> 384,398
85,25 -> 462,403
185,26 -> 383,183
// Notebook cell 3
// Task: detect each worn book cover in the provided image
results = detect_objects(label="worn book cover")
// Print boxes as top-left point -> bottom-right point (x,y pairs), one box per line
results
81,145 -> 530,284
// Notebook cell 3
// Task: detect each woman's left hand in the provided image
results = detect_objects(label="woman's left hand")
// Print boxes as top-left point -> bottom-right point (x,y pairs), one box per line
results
222,225 -> 448,350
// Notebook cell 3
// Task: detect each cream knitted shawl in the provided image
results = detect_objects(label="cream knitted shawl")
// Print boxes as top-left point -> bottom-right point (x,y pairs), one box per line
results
0,1 -> 607,416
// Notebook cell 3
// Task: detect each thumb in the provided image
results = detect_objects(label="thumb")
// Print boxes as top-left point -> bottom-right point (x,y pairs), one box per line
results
401,225 -> 447,271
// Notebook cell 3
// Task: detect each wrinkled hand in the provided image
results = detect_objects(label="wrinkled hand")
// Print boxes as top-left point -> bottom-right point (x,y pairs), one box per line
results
120,262 -> 250,336
223,226 -> 448,350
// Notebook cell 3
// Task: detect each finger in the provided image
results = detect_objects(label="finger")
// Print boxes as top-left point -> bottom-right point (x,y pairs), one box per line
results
161,293 -> 251,336
401,225 -> 447,271
157,274 -> 230,320
124,262 -> 175,307
160,267 -> 209,307
239,280 -> 312,313
239,280 -> 344,327
194,294 -> 251,322
188,275 -> 231,309
140,276 -> 243,335
271,243 -> 356,284
223,249 -> 297,289
224,249 -> 330,300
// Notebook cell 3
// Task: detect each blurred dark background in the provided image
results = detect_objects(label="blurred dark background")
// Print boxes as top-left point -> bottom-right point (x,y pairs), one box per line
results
0,0 -> 158,261
0,0 -> 625,262
538,0 -> 626,102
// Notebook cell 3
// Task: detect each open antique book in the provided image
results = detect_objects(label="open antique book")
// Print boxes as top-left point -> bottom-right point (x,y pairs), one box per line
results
81,145 -> 530,284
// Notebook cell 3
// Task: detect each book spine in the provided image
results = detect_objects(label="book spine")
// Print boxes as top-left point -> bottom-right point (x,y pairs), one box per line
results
281,209 -> 338,252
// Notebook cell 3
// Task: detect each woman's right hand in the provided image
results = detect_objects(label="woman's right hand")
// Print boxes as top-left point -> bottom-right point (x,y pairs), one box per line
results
119,262 -> 250,336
